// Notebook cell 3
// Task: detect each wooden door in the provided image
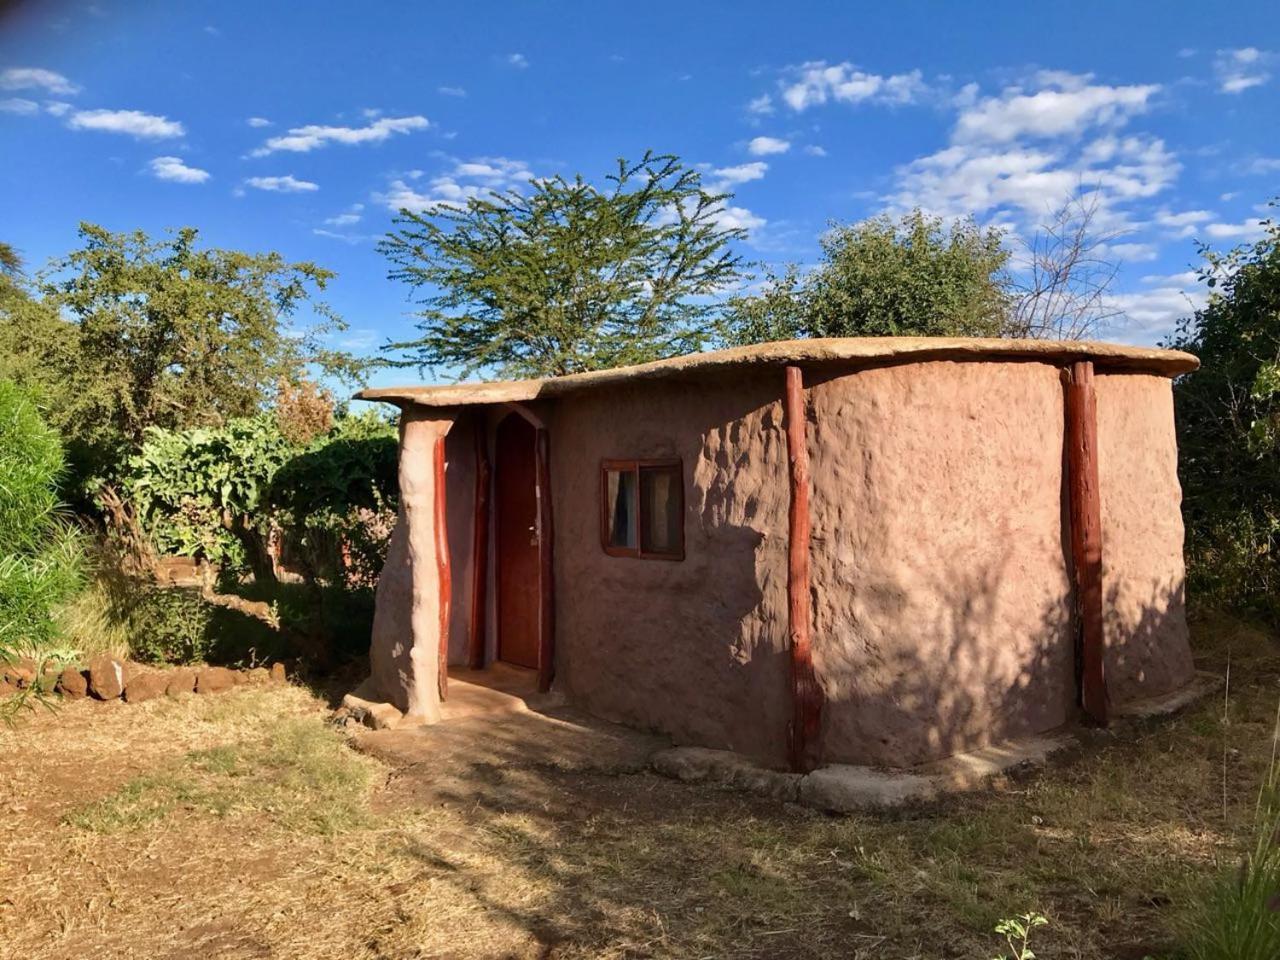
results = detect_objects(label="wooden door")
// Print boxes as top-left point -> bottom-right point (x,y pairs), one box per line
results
495,413 -> 541,668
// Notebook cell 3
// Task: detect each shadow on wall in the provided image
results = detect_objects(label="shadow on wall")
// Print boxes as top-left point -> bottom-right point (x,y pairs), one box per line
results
816,549 -> 1192,767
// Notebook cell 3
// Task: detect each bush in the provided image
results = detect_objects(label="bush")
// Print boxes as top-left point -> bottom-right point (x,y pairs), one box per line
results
1170,203 -> 1280,620
126,587 -> 215,664
0,379 -> 84,657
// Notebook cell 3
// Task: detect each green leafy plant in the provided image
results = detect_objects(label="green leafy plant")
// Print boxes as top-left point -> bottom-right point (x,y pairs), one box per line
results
990,912 -> 1048,960
0,380 -> 84,659
126,587 -> 217,664
1168,200 -> 1280,620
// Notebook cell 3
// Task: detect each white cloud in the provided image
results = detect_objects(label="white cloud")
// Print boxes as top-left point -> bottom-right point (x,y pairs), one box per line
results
1214,47 -> 1273,94
1106,282 -> 1205,341
1153,208 -> 1213,238
1104,241 -> 1159,262
313,228 -> 368,245
780,61 -> 928,111
148,156 -> 210,183
746,94 -> 773,115
1141,269 -> 1200,286
1177,48 -> 1197,59
246,116 -> 272,127
1204,217 -> 1268,240
954,72 -> 1158,143
375,156 -> 532,212
67,108 -> 184,138
438,86 -> 466,97
747,135 -> 790,156
0,97 -> 38,114
0,66 -> 79,95
713,205 -> 767,233
507,53 -> 529,69
251,115 -> 428,155
43,100 -> 71,116
710,161 -> 768,187
887,70 -> 1177,248
323,203 -> 364,226
1242,156 -> 1280,175
246,174 -> 318,193
803,144 -> 827,157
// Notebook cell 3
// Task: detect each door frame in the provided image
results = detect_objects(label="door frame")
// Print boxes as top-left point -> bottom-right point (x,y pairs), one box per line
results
484,405 -> 555,692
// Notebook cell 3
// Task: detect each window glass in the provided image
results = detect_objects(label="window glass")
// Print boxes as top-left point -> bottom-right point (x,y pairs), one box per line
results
639,465 -> 681,555
605,467 -> 637,549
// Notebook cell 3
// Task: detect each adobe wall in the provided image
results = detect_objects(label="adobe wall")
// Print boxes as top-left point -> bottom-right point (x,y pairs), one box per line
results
1095,373 -> 1194,703
806,360 -> 1077,767
548,371 -> 793,765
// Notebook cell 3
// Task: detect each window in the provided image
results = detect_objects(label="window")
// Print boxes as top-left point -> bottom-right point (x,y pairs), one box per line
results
600,459 -> 684,560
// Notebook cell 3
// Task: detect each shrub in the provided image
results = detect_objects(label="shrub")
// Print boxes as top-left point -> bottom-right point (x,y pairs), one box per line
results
126,587 -> 215,664
0,379 -> 84,658
1170,204 -> 1280,620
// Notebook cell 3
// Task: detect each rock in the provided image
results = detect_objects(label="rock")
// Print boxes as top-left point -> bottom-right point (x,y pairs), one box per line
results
0,679 -> 18,698
121,660 -> 141,686
124,670 -> 168,703
86,655 -> 125,700
797,765 -> 939,813
195,667 -> 236,695
231,670 -> 249,685
340,692 -> 403,731
7,658 -> 38,687
56,666 -> 88,699
246,667 -> 270,685
651,747 -> 802,802
269,662 -> 287,684
165,667 -> 196,697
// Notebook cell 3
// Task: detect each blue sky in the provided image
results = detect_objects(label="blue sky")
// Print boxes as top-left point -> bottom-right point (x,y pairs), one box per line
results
2,0 -> 1278,388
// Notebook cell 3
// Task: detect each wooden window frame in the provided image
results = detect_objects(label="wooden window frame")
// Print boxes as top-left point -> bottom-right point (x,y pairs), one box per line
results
599,458 -> 685,561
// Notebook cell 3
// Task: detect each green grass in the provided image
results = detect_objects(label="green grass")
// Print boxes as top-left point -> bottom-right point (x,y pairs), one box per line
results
64,717 -> 378,835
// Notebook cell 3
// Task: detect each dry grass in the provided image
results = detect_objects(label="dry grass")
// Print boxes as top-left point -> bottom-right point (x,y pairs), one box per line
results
0,611 -> 1276,959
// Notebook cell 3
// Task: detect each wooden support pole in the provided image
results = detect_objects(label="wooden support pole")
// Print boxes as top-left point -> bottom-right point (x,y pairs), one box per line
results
784,365 -> 823,773
535,427 -> 556,694
1065,361 -> 1108,724
433,435 -> 452,701
468,419 -> 490,670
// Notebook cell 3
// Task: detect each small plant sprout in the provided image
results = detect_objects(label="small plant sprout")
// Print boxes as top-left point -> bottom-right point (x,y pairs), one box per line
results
990,912 -> 1048,960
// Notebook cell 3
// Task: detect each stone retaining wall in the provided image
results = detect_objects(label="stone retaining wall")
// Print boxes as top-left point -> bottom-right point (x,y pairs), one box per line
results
0,655 -> 288,703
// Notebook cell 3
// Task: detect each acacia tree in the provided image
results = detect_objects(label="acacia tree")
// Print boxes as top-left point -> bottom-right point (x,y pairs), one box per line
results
379,151 -> 747,378
720,210 -> 1012,345
28,224 -> 365,465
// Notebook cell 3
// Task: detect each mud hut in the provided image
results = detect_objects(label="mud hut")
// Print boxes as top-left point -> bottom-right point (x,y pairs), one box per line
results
353,337 -> 1199,772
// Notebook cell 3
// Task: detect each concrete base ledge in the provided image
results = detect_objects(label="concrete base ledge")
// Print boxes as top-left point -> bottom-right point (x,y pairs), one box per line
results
1113,670 -> 1223,721
651,672 -> 1223,813
652,735 -> 1074,814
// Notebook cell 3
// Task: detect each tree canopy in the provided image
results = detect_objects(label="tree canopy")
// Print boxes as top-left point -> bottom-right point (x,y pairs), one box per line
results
0,223 -> 364,475
721,210 -> 1012,346
379,151 -> 747,378
1168,203 -> 1280,616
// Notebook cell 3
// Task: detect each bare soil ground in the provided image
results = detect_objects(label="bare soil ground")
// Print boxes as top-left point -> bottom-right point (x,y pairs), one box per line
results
0,612 -> 1274,960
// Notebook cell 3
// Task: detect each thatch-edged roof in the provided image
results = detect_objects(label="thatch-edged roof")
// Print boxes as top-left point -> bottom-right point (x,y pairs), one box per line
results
356,336 -> 1198,408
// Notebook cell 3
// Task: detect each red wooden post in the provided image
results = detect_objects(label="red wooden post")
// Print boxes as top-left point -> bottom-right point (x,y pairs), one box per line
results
784,365 -> 823,772
535,427 -> 556,693
1065,361 -> 1108,724
468,419 -> 490,670
433,435 -> 451,701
